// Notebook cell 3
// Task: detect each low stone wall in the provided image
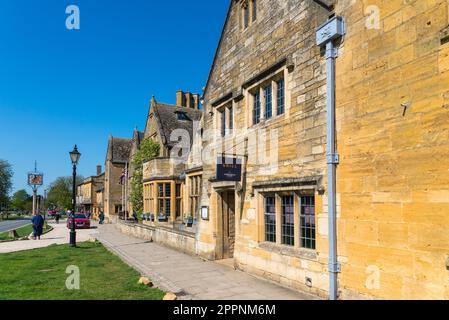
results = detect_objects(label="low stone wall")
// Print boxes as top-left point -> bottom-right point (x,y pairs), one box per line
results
115,221 -> 196,256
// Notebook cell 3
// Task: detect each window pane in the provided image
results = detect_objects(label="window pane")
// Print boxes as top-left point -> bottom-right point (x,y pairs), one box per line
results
229,107 -> 233,130
264,84 -> 272,119
244,5 -> 249,28
265,196 -> 276,243
277,78 -> 285,115
221,109 -> 226,137
176,184 -> 181,197
252,0 -> 257,21
165,199 -> 171,217
158,184 -> 163,197
165,184 -> 171,197
300,196 -> 316,250
281,196 -> 294,246
254,92 -> 261,125
176,199 -> 181,218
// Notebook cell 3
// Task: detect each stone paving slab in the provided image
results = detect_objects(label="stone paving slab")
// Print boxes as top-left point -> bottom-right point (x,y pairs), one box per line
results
95,224 -> 318,300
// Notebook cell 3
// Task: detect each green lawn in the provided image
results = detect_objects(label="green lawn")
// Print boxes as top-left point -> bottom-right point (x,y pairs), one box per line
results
0,224 -> 52,241
0,241 -> 165,300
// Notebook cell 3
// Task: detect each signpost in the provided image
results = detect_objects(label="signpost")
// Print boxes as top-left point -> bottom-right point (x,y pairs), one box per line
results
27,161 -> 44,216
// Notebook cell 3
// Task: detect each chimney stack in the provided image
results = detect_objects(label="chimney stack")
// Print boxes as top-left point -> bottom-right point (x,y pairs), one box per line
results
176,91 -> 200,110
97,165 -> 102,176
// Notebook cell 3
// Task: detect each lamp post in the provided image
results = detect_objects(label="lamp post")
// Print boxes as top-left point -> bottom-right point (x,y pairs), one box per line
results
69,145 -> 81,247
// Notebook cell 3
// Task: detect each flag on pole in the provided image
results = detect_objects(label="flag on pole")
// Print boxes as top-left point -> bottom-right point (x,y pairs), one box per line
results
119,168 -> 126,185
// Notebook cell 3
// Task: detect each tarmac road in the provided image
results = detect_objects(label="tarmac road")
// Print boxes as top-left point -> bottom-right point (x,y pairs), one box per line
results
0,220 -> 31,233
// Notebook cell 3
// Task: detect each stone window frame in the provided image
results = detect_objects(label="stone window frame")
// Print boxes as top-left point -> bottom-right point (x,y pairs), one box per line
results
257,190 -> 317,252
246,68 -> 288,129
157,183 -> 171,218
175,183 -> 182,218
240,0 -> 257,31
189,175 -> 202,219
215,102 -> 235,138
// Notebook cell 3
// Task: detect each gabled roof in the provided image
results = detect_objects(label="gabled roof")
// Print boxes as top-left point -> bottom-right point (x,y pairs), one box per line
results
203,0 -> 233,99
153,102 -> 202,149
132,128 -> 145,149
106,136 -> 132,164
202,0 -> 334,99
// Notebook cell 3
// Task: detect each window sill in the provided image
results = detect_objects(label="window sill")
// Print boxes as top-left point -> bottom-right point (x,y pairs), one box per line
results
251,113 -> 286,129
258,242 -> 317,261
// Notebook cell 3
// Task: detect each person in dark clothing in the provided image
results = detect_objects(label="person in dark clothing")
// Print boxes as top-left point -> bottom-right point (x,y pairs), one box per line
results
132,211 -> 138,223
55,211 -> 61,224
31,213 -> 45,240
99,211 -> 105,225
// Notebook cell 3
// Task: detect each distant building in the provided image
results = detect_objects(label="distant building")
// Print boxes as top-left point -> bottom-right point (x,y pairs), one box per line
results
104,136 -> 132,222
140,92 -> 202,246
77,165 -> 104,215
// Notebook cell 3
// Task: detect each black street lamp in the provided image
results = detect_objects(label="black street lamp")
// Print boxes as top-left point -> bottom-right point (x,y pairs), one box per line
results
69,145 -> 81,247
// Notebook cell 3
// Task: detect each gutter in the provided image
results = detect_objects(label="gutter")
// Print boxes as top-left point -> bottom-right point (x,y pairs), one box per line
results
316,16 -> 345,301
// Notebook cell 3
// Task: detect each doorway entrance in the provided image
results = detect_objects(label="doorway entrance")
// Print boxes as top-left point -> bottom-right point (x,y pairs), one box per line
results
219,190 -> 236,259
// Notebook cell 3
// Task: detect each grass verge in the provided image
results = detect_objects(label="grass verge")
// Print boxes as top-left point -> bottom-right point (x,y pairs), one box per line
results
0,224 -> 52,241
0,241 -> 165,300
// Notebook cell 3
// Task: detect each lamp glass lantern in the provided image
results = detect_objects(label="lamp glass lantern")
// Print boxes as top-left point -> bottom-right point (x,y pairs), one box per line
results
70,145 -> 81,165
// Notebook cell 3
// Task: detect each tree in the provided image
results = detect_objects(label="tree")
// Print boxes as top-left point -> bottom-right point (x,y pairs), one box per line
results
130,138 -> 160,214
47,176 -> 84,210
10,189 -> 31,212
0,159 -> 13,206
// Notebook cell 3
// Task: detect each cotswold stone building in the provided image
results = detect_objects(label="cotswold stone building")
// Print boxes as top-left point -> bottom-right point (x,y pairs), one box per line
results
77,165 -> 104,215
332,0 -> 449,300
130,91 -> 203,253
104,136 -> 132,222
199,0 -> 331,297
112,0 -> 449,300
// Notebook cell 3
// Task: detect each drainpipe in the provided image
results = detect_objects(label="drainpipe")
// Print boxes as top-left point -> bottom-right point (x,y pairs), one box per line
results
316,16 -> 345,301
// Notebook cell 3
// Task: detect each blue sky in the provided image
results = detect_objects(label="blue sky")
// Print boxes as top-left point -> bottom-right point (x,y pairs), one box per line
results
0,0 -> 228,195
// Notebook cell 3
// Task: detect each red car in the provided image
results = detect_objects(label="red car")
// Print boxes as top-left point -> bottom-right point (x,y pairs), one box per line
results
67,214 -> 91,229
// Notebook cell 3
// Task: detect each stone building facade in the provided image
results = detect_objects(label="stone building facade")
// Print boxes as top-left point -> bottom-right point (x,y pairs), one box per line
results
331,0 -> 449,300
104,136 -> 132,222
140,91 -> 202,253
76,165 -> 104,215
199,0 -> 331,298
110,0 -> 449,300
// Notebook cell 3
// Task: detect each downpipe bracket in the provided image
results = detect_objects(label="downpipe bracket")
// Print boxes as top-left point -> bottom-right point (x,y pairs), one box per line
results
329,262 -> 342,273
327,153 -> 340,165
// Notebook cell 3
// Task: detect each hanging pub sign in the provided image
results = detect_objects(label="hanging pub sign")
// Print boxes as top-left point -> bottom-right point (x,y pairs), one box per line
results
28,173 -> 44,186
216,156 -> 242,182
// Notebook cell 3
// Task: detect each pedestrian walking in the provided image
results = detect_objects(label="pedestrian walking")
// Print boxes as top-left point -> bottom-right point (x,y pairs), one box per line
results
31,213 -> 45,240
55,211 -> 61,224
99,211 -> 105,225
132,211 -> 139,223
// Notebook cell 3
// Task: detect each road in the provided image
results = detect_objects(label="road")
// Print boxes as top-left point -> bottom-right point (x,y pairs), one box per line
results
0,220 -> 31,233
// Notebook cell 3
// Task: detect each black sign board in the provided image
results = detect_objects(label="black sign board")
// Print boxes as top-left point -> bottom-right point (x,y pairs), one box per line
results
216,156 -> 242,182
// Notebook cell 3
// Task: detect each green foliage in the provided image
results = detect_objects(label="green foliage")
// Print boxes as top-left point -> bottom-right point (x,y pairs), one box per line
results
10,189 -> 31,212
130,139 -> 160,214
0,159 -> 13,205
47,176 -> 84,210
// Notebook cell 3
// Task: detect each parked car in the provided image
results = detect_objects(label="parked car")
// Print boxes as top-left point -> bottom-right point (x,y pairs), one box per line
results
47,210 -> 58,217
67,214 -> 91,229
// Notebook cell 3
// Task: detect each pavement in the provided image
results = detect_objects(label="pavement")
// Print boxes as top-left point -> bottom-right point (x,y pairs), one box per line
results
0,220 -> 99,254
0,220 -> 31,233
95,224 -> 318,300
0,221 -> 318,300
